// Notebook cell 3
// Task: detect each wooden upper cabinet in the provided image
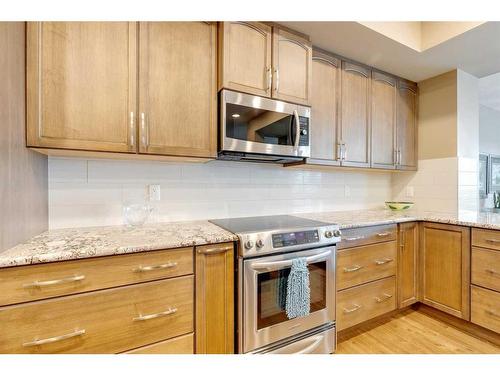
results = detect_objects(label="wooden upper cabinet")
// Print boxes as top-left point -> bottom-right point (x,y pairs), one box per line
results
218,22 -> 272,97
420,222 -> 470,320
138,22 -> 217,158
272,28 -> 312,105
27,22 -> 137,153
371,71 -> 396,169
310,50 -> 340,164
396,80 -> 418,170
398,222 -> 419,308
340,61 -> 371,167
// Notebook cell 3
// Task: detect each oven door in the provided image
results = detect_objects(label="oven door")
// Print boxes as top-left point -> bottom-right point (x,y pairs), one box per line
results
242,246 -> 335,353
220,89 -> 310,158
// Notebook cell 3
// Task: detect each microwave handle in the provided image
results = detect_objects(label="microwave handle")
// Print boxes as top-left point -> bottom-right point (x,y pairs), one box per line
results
250,249 -> 332,271
293,109 -> 300,149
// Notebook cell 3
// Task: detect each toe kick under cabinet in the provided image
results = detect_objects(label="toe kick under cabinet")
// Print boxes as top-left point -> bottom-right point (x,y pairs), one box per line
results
0,242 -> 235,354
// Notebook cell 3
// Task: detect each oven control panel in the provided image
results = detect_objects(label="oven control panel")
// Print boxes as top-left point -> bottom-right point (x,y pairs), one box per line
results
272,230 -> 319,248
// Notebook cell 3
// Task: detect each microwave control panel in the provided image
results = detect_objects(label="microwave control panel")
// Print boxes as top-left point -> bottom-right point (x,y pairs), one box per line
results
298,117 -> 309,147
272,230 -> 319,248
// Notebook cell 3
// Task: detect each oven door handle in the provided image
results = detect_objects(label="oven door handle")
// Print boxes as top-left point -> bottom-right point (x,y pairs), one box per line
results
250,250 -> 332,271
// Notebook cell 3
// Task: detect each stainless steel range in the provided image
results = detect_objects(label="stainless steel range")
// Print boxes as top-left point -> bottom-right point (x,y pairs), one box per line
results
210,215 -> 341,354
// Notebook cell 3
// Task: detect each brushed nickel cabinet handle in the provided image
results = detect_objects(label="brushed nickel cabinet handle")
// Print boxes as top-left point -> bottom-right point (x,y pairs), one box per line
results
343,265 -> 363,273
343,143 -> 348,161
23,275 -> 85,288
129,111 -> 135,146
23,329 -> 86,347
274,67 -> 279,92
141,112 -> 148,148
133,262 -> 178,273
400,229 -> 405,248
374,258 -> 394,265
337,142 -> 343,160
376,232 -> 392,237
344,235 -> 365,241
374,293 -> 393,303
267,66 -> 272,92
197,244 -> 232,255
343,304 -> 362,314
486,238 -> 500,244
485,269 -> 500,277
133,307 -> 178,322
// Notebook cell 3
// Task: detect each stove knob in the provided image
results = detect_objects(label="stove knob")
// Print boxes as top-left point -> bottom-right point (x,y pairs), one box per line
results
244,240 -> 255,250
324,230 -> 333,238
256,239 -> 264,248
333,229 -> 342,238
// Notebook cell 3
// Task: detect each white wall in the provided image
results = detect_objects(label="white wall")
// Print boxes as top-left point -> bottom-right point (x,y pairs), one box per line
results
479,105 -> 500,155
49,158 -> 392,229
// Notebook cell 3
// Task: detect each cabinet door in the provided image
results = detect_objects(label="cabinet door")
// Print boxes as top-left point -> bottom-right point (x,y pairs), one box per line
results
272,28 -> 312,105
195,243 -> 234,354
396,80 -> 418,170
398,222 -> 419,308
309,50 -> 340,165
420,222 -> 470,319
27,22 -> 137,153
219,22 -> 272,97
340,61 -> 371,167
371,71 -> 396,169
138,22 -> 217,158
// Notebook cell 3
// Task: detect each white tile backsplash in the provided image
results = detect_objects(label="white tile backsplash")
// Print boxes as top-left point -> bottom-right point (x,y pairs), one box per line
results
48,157 -> 393,229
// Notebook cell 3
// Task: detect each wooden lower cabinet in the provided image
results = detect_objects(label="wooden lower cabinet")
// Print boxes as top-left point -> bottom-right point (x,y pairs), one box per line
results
471,285 -> 500,333
337,276 -> 396,331
195,243 -> 235,354
398,222 -> 419,308
125,333 -> 194,354
0,277 -> 194,354
419,222 -> 470,319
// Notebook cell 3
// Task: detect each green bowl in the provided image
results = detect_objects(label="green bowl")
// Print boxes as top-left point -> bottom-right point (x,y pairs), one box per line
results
385,201 -> 414,211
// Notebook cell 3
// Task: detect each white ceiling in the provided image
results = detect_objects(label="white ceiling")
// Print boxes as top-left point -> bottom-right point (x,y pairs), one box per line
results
279,21 -> 500,82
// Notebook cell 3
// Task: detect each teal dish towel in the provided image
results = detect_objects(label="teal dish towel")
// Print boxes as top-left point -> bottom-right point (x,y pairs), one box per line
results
285,258 -> 310,319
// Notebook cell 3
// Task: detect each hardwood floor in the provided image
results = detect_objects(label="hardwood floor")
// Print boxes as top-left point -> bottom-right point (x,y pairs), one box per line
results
336,308 -> 500,354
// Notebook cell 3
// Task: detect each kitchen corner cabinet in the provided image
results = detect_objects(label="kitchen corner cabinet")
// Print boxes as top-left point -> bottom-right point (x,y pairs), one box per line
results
27,22 -> 217,159
397,222 -> 419,308
218,23 -> 312,106
195,243 -> 235,354
309,50 -> 341,165
27,22 -> 138,153
371,71 -> 397,169
420,222 -> 470,320
218,22 -> 272,97
340,61 -> 371,168
138,22 -> 217,158
396,79 -> 418,170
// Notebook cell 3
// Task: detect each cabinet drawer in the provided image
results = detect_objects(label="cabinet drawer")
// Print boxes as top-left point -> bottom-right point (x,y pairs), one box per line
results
337,276 -> 396,331
337,225 -> 397,249
337,241 -> 396,290
471,285 -> 500,333
0,247 -> 193,307
125,333 -> 194,354
472,247 -> 500,292
0,277 -> 194,354
472,228 -> 500,251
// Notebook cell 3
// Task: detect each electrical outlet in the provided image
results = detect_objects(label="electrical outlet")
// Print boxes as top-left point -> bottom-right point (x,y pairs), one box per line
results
406,186 -> 414,198
344,185 -> 351,198
148,184 -> 161,201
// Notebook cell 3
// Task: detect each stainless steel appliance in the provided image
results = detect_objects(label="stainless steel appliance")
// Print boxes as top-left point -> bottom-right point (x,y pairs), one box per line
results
210,215 -> 341,354
218,90 -> 311,163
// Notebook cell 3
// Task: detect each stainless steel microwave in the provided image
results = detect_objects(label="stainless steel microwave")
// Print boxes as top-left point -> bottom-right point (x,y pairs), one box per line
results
218,90 -> 311,163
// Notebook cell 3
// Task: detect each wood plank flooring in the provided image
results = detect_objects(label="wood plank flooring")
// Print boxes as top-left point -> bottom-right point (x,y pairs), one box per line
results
336,309 -> 500,354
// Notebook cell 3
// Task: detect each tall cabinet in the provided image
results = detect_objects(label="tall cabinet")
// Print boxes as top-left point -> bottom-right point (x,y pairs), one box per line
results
27,22 -> 217,159
396,79 -> 418,170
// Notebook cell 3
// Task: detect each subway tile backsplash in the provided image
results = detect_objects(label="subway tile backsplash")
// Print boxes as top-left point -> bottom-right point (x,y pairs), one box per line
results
48,157 -> 392,229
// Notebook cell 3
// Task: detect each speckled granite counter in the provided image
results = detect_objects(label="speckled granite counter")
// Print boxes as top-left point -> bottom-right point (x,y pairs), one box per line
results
0,221 -> 237,268
2,209 -> 500,269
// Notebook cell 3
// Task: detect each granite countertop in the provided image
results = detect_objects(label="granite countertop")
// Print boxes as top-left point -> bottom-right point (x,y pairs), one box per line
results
2,209 -> 500,269
0,221 -> 237,268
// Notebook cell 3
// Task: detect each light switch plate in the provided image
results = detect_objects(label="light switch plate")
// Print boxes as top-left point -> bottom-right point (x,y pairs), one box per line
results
148,184 -> 161,201
406,186 -> 414,198
344,185 -> 351,198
